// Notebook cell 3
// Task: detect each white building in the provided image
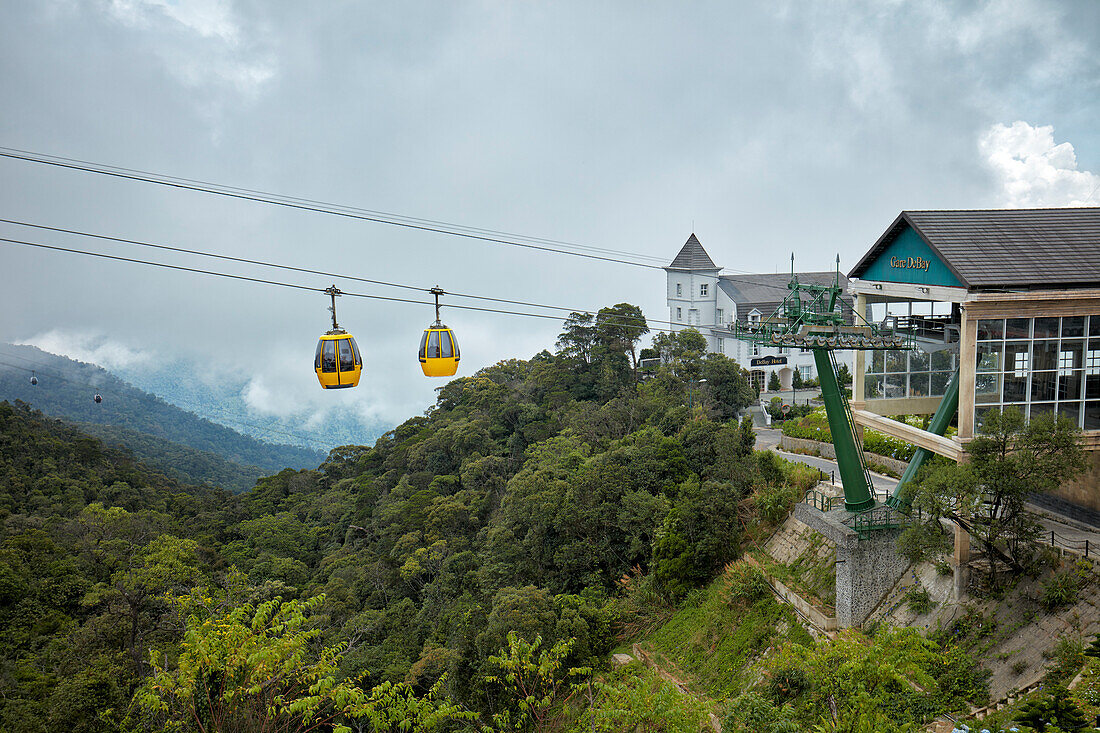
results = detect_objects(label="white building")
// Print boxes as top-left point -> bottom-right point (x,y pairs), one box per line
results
664,233 -> 855,392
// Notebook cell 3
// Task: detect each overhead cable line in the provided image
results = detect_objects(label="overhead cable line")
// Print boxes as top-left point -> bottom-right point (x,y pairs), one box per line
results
0,217 -> 667,321
0,236 -> 682,333
0,217 -> 813,328
0,147 -> 669,269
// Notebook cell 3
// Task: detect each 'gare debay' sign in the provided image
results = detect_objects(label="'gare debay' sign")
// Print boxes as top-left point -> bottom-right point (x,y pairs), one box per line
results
890,256 -> 930,272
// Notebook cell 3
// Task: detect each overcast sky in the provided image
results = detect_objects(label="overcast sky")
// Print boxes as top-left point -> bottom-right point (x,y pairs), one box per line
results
2,0 -> 1099,433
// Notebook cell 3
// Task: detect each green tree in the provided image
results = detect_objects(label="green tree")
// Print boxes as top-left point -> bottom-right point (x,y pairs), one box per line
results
701,353 -> 756,419
900,408 -> 1086,587
768,371 -> 781,392
483,631 -> 589,732
1015,686 -> 1089,732
595,303 -> 649,377
556,312 -> 597,365
836,363 -> 852,387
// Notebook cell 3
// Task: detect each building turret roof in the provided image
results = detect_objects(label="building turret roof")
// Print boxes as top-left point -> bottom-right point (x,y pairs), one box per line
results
666,233 -> 719,271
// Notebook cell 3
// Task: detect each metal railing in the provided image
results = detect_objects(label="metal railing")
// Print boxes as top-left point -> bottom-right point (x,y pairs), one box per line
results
845,505 -> 913,537
1043,528 -> 1094,558
803,488 -> 844,512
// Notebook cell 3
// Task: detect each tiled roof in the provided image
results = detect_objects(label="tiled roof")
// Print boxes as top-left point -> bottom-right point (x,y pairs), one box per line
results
719,272 -> 852,321
849,208 -> 1100,289
666,233 -> 719,270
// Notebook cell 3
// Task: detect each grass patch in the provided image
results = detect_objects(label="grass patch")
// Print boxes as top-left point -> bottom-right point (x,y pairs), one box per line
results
642,563 -> 812,700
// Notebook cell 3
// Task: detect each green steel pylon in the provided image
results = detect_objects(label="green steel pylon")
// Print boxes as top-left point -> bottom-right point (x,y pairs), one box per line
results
885,368 -> 959,510
732,257 -> 911,513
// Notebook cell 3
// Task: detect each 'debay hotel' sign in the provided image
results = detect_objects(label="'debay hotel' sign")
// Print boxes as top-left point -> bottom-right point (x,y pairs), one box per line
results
858,226 -> 962,288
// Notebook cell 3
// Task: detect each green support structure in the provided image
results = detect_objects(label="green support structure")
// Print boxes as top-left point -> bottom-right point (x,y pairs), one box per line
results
731,259 -> 912,517
813,348 -> 875,512
885,368 -> 959,510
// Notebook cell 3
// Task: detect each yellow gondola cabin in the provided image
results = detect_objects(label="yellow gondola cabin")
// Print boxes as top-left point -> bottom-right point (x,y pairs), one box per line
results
419,287 -> 460,377
315,285 -> 362,389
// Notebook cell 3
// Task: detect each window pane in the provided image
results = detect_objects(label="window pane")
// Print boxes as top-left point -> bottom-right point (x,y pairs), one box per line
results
1087,374 -> 1100,400
867,350 -> 885,374
418,331 -> 428,359
427,331 -> 440,358
885,374 -> 906,398
1005,318 -> 1030,339
1003,372 -> 1028,403
440,331 -> 453,358
885,350 -> 906,373
1032,341 -> 1058,372
1062,316 -> 1085,338
1030,402 -> 1055,419
1034,317 -> 1059,338
315,340 -> 323,369
1005,342 -> 1030,376
349,337 -> 362,366
1031,371 -> 1056,402
977,342 -> 1002,372
452,332 -> 460,359
910,349 -> 930,372
931,371 -> 951,396
1091,316 -> 1100,337
975,407 -> 1000,431
322,340 -> 337,372
338,339 -> 355,370
1086,401 -> 1100,430
976,373 -> 1001,404
1059,370 -> 1083,402
910,372 -> 930,397
1057,402 -> 1081,428
977,319 -> 1004,340
1059,341 -> 1084,373
931,351 -> 954,371
1088,348 -> 1100,376
864,375 -> 884,399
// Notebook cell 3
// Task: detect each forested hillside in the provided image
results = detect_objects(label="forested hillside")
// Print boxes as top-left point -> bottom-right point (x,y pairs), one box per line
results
0,309 -> 994,731
0,343 -> 326,476
71,420 -> 266,493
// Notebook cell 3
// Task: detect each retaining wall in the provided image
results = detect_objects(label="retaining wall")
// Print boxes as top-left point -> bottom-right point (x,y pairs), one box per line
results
780,435 -> 909,475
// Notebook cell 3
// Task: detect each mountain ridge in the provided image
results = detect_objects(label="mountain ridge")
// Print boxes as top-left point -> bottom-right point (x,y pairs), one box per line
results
0,343 -> 327,479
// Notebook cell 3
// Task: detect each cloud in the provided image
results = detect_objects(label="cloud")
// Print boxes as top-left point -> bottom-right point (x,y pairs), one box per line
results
979,121 -> 1100,207
102,0 -> 276,99
17,329 -> 154,370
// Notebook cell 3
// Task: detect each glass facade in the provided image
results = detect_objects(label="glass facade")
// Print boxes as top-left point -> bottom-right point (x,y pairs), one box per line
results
973,315 -> 1100,431
863,347 -> 957,401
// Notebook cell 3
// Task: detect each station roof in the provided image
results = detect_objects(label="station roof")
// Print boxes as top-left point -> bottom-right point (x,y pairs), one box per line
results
849,208 -> 1100,290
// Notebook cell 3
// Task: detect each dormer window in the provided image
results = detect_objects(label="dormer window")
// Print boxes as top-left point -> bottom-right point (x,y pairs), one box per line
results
700,284 -> 708,296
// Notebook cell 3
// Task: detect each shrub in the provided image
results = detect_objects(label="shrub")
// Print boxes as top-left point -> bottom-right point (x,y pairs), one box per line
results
752,482 -> 801,525
1040,561 -> 1091,611
727,563 -> 770,606
905,585 -> 934,615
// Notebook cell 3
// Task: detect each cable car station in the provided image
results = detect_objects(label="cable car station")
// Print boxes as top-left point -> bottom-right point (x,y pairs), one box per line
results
753,207 -> 1100,628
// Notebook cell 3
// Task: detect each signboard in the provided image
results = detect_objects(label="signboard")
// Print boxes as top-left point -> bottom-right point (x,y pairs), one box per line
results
858,226 -> 963,288
751,355 -> 787,367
